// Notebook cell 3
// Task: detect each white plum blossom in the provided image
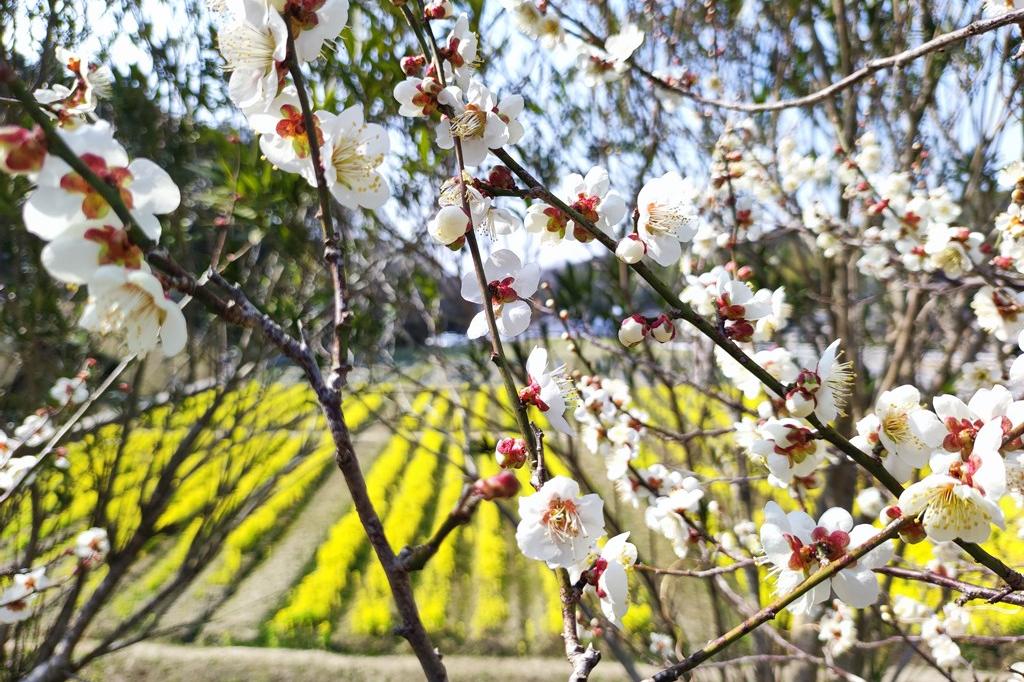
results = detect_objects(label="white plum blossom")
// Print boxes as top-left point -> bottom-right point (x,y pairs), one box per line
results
75,527 -> 110,567
14,415 -> 53,448
218,0 -> 289,112
898,420 -> 1007,543
923,224 -> 983,278
519,346 -> 575,435
753,287 -> 792,341
516,476 -> 605,568
871,385 -> 945,470
615,235 -> 646,263
784,340 -> 854,423
932,385 -> 1021,456
525,167 -> 626,244
715,272 -> 773,342
649,632 -> 675,660
80,266 -> 188,357
576,24 -> 644,87
750,418 -> 827,483
49,377 -> 88,406
393,76 -> 443,117
645,477 -> 705,555
23,121 -> 180,242
0,456 -> 40,493
636,172 -> 699,266
440,14 -> 478,89
855,487 -> 886,519
460,249 -> 538,339
0,568 -> 49,624
273,0 -> 349,63
973,286 -> 1024,342
572,532 -> 637,627
716,346 -> 798,400
247,87 -> 321,182
957,358 -> 1005,398
618,315 -> 648,347
33,48 -> 113,120
436,81 -> 508,167
498,0 -> 563,47
851,414 -> 913,483
759,502 -> 893,613
319,106 -> 390,210
41,224 -> 145,285
818,602 -> 858,656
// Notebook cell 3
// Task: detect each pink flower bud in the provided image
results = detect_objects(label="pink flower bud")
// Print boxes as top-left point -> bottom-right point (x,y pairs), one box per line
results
487,165 -> 516,190
401,55 -> 427,76
473,470 -> 521,500
724,318 -> 754,343
0,125 -> 47,176
898,519 -> 927,545
785,388 -> 814,418
618,314 -> 649,347
649,314 -> 675,343
423,0 -> 453,18
495,437 -> 528,469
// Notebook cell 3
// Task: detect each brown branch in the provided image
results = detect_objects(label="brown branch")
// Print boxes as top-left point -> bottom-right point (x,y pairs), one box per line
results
635,559 -> 755,578
874,566 -> 1024,607
396,486 -> 481,572
559,568 -> 602,682
285,37 -> 353,391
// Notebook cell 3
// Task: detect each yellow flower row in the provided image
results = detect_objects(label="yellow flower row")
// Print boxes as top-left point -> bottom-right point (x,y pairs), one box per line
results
266,391 -> 436,644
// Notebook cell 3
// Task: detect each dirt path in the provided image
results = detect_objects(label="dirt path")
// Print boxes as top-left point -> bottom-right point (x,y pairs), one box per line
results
84,641 -> 660,681
198,423 -> 392,644
84,641 -> 984,682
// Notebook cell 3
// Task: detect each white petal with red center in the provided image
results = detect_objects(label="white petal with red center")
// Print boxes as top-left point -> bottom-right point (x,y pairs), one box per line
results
526,346 -> 548,378
466,312 -> 489,339
24,185 -> 88,240
645,234 -> 682,268
817,507 -> 854,533
41,229 -> 104,283
292,0 -> 350,63
832,566 -> 880,608
933,394 -> 972,423
598,559 -> 629,626
129,158 -> 180,215
968,385 -> 1012,422
497,300 -> 532,338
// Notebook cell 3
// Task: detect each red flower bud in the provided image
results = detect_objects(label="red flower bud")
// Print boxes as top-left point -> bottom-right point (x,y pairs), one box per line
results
473,470 -> 521,500
487,165 -> 516,190
401,55 -> 427,76
495,437 -> 528,469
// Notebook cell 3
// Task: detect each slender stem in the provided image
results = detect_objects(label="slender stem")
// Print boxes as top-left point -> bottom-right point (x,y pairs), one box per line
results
552,4 -> 1024,114
648,519 -> 909,682
874,566 -> 1024,607
402,0 -> 539,465
285,37 -> 352,391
